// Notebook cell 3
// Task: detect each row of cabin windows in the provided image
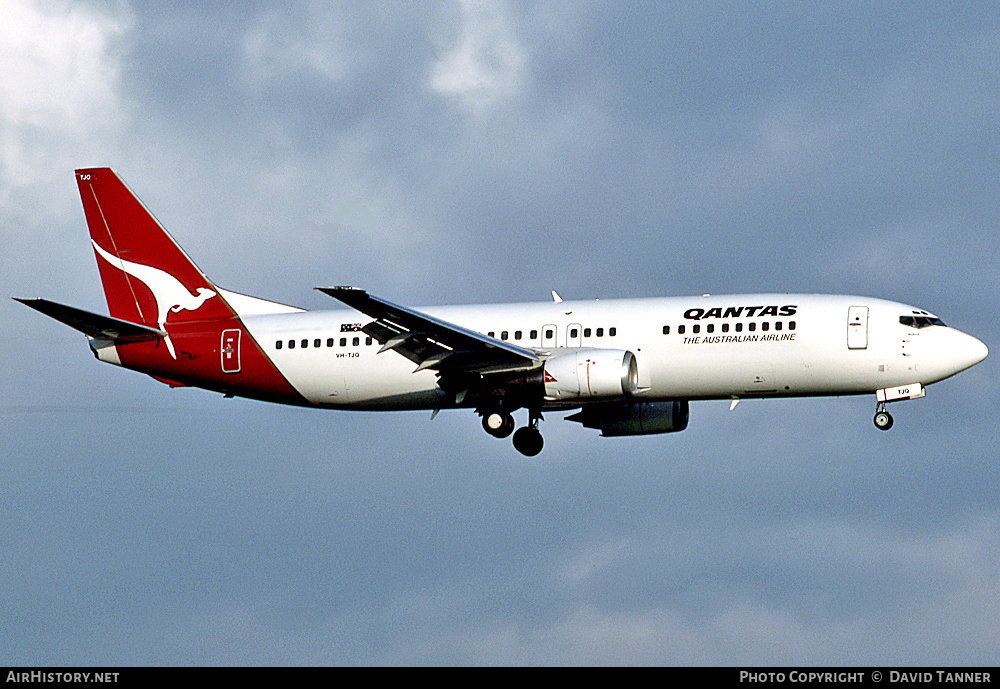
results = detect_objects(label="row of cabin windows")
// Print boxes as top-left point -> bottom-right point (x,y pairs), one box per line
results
275,336 -> 374,350
662,321 -> 797,335
274,321 -> 798,349
487,327 -> 618,341
276,325 -> 623,350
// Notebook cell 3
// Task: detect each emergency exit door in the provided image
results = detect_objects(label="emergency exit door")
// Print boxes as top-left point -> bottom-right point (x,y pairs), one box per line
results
541,324 -> 557,348
847,306 -> 869,350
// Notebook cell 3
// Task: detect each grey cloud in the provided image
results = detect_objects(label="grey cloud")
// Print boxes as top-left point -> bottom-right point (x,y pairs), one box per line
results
2,1 -> 998,665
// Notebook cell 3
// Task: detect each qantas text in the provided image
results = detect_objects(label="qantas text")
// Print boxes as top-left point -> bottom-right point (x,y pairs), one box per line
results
683,305 -> 797,320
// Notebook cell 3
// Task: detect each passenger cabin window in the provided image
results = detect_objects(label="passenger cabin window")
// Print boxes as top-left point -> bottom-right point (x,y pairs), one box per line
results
366,337 -> 373,345
706,324 -> 714,333
314,339 -> 321,348
327,338 -> 334,347
340,337 -> 347,346
678,325 -> 685,335
583,328 -> 591,337
501,331 -> 508,340
609,327 -> 616,336
515,330 -> 522,340
276,340 -> 283,349
569,328 -> 578,338
692,324 -> 700,334
301,339 -> 308,348
353,337 -> 360,346
545,329 -> 554,339
596,328 -> 604,337
662,325 -> 670,335
722,323 -> 730,333
488,331 -> 495,338
530,330 -> 538,339
288,340 -> 295,349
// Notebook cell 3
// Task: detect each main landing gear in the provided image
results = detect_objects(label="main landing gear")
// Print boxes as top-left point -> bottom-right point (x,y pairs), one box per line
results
873,402 -> 894,431
482,408 -> 544,456
482,410 -> 515,438
512,423 -> 544,457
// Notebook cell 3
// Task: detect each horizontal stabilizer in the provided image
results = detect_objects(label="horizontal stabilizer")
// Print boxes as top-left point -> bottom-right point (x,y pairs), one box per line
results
14,297 -> 166,343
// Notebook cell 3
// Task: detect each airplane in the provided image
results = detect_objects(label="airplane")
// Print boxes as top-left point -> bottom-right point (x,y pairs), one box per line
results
15,168 -> 989,456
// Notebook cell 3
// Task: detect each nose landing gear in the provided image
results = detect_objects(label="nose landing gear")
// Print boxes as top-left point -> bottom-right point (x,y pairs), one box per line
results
873,402 -> 894,431
872,384 -> 924,431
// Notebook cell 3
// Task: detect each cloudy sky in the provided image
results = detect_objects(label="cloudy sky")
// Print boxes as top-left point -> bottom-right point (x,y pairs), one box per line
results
2,0 -> 998,665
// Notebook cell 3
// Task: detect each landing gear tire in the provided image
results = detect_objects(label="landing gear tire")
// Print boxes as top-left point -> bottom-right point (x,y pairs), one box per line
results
483,411 -> 515,438
512,427 -> 544,457
874,410 -> 894,431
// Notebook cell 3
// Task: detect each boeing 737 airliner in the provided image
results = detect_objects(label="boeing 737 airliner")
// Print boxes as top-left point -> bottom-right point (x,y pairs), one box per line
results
16,169 -> 988,455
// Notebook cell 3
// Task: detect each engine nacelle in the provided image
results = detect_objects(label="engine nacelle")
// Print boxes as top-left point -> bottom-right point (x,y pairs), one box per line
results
566,400 -> 689,436
543,349 -> 638,401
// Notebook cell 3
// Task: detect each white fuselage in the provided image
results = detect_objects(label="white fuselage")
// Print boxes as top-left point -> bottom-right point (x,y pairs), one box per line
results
49,168 -> 986,454
241,293 -> 987,410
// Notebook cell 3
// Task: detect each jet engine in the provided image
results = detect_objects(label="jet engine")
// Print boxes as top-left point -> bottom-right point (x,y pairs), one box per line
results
566,400 -> 689,436
542,349 -> 638,401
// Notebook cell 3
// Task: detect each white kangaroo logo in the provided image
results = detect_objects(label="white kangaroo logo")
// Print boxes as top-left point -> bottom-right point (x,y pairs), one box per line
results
92,240 -> 216,359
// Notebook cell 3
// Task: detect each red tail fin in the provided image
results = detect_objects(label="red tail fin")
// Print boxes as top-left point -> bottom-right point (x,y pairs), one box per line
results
76,168 -> 234,329
71,168 -> 304,403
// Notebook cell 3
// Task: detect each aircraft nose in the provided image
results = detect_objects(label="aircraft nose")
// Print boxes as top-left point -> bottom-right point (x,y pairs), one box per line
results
970,336 -> 988,365
953,331 -> 988,372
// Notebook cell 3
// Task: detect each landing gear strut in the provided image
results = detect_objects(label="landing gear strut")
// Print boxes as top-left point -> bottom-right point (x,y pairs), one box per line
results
873,402 -> 894,431
511,410 -> 544,457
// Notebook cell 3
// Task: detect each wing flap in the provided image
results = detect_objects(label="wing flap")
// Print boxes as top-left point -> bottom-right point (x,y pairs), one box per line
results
316,287 -> 540,374
14,297 -> 166,343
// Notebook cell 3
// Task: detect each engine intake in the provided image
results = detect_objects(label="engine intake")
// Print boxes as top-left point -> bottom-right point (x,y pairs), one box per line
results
543,349 -> 638,401
566,400 -> 689,436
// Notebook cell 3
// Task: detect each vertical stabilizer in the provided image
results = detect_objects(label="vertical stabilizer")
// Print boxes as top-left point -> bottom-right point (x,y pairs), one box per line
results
14,168 -> 306,405
75,168 -> 238,345
75,168 -> 238,357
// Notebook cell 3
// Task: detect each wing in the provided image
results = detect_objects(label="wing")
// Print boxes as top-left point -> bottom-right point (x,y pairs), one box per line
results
14,298 -> 166,343
316,287 -> 540,375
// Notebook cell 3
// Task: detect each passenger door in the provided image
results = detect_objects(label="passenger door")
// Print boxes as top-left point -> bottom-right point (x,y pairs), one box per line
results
847,306 -> 869,350
567,323 -> 582,348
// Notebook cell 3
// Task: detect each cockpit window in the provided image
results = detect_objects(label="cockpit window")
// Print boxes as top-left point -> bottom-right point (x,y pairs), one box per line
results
900,315 -> 946,329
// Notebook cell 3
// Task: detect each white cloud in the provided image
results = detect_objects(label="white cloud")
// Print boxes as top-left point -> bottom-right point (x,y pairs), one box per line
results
0,0 -> 131,198
429,0 -> 528,113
